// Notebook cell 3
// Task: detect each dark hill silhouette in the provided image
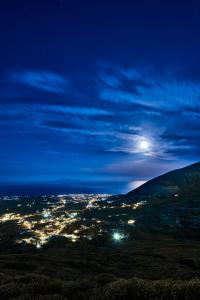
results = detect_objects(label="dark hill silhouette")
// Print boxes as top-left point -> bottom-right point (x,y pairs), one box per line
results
123,161 -> 200,201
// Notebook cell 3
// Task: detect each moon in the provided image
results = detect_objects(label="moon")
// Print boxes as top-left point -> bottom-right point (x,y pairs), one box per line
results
137,137 -> 151,153
139,140 -> 149,150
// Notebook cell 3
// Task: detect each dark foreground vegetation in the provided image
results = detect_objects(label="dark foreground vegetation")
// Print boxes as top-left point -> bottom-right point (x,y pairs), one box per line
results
1,273 -> 200,300
1,232 -> 200,299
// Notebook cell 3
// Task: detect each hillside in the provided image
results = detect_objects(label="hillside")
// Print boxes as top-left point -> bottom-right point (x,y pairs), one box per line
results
0,163 -> 200,298
123,162 -> 200,201
102,162 -> 200,238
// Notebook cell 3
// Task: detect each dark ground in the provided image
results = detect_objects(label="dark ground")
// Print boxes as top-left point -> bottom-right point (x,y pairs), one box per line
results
1,232 -> 200,299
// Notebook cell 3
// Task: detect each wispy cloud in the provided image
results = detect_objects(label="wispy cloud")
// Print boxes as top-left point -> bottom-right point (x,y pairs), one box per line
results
0,64 -> 199,186
38,105 -> 112,116
9,70 -> 68,94
97,63 -> 200,110
92,64 -> 200,161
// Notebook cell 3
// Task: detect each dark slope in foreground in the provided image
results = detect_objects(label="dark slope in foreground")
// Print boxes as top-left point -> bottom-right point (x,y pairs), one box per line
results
123,162 -> 200,201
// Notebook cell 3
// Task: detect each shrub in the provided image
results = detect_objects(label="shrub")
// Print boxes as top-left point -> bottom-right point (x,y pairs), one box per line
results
92,277 -> 200,300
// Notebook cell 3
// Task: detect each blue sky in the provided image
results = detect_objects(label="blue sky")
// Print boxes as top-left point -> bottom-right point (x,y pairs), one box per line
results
0,0 -> 200,194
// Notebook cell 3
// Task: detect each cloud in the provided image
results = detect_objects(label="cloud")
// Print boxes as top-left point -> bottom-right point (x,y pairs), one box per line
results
90,64 -> 200,162
39,105 -> 112,116
102,158 -> 190,178
1,63 -> 200,186
43,120 -> 82,130
10,70 -> 67,94
97,64 -> 200,110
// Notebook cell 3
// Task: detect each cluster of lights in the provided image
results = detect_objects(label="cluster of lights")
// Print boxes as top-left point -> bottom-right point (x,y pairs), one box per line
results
0,194 -> 112,248
0,213 -> 22,222
132,200 -> 146,209
0,194 -> 141,248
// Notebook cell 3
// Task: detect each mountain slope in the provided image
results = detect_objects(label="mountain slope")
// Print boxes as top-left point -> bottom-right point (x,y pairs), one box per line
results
109,161 -> 200,238
124,162 -> 200,201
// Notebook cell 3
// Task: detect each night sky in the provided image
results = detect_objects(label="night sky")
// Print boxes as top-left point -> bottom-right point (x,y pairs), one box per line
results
1,0 -> 200,195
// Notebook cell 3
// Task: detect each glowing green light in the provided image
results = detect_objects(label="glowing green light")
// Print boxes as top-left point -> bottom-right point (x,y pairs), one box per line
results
113,232 -> 124,241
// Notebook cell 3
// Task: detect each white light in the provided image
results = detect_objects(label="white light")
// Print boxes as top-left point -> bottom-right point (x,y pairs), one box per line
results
42,210 -> 51,218
139,140 -> 149,150
113,232 -> 124,241
128,219 -> 135,225
36,243 -> 41,249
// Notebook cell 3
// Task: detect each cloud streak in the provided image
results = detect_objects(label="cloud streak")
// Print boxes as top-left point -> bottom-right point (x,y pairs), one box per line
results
10,70 -> 68,94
